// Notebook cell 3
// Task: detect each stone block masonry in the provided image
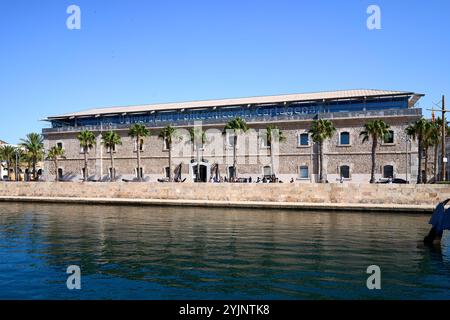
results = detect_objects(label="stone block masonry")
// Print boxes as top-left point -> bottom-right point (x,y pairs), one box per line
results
0,182 -> 449,213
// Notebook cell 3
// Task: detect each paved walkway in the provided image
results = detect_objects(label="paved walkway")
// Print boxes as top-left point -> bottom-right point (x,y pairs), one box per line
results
0,196 -> 433,213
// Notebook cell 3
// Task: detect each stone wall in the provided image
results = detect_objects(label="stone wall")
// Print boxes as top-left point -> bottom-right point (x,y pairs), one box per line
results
0,182 -> 449,207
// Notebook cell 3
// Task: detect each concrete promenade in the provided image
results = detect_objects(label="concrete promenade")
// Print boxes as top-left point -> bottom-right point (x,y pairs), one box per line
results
0,182 -> 449,213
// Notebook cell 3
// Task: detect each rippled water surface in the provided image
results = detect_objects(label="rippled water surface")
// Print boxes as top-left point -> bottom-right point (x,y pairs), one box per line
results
1,202 -> 450,299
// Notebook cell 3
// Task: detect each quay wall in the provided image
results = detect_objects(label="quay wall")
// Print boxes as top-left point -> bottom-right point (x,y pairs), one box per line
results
0,182 -> 449,208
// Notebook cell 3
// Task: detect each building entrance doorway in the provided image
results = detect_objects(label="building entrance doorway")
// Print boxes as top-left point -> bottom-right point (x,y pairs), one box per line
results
189,161 -> 210,182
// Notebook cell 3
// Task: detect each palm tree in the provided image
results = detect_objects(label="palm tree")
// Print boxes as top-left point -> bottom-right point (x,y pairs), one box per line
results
46,146 -> 66,181
406,118 -> 429,184
421,120 -> 439,184
223,117 -> 249,180
0,145 -> 17,181
360,120 -> 391,183
188,127 -> 207,182
159,126 -> 177,182
77,130 -> 96,181
431,117 -> 450,182
20,133 -> 44,181
101,130 -> 122,181
265,125 -> 286,177
309,119 -> 336,183
128,124 -> 150,181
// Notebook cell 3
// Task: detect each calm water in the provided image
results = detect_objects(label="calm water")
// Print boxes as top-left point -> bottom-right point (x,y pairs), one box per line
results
0,202 -> 450,300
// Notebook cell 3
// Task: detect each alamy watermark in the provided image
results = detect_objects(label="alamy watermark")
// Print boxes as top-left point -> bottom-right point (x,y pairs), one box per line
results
366,265 -> 381,290
367,5 -> 381,30
66,5 -> 81,30
66,265 -> 81,290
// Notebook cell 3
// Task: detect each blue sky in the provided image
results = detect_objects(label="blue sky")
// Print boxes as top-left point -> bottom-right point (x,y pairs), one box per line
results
0,0 -> 449,143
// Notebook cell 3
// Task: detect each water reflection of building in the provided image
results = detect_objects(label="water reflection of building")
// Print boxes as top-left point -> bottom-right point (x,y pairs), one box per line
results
42,89 -> 423,183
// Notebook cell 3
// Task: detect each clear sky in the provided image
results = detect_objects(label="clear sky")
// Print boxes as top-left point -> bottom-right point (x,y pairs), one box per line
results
0,0 -> 449,144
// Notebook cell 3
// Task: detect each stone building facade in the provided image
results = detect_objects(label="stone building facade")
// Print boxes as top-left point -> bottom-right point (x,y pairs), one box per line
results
42,89 -> 423,183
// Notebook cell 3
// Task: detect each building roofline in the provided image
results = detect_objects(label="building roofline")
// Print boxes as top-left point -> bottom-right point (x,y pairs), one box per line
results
45,89 -> 424,121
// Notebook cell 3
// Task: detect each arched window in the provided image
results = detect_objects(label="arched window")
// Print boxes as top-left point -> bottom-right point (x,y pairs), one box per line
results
340,165 -> 350,179
383,165 -> 394,178
384,131 -> 394,144
57,168 -> 64,180
298,133 -> 309,146
340,132 -> 350,145
263,165 -> 272,177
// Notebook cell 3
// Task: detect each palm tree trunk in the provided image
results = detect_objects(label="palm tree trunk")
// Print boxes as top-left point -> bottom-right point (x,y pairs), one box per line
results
110,151 -> 115,181
417,139 -> 423,184
370,137 -> 377,183
27,163 -> 31,181
169,144 -> 173,182
434,143 -> 439,182
32,157 -> 37,180
424,146 -> 429,184
7,162 -> 11,181
55,159 -> 59,182
196,142 -> 200,182
136,136 -> 141,181
83,150 -> 88,181
270,136 -> 275,177
319,141 -> 323,183
233,135 -> 237,180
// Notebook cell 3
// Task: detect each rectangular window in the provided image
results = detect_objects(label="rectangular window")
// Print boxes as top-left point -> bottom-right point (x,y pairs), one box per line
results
340,165 -> 350,179
228,166 -> 236,179
298,133 -> 309,146
299,166 -> 309,179
340,132 -> 350,145
165,167 -> 170,178
134,139 -> 144,152
383,165 -> 394,178
384,131 -> 394,144
163,138 -> 169,150
260,135 -> 269,148
57,142 -> 63,149
107,144 -> 116,153
263,166 -> 272,177
227,134 -> 235,147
